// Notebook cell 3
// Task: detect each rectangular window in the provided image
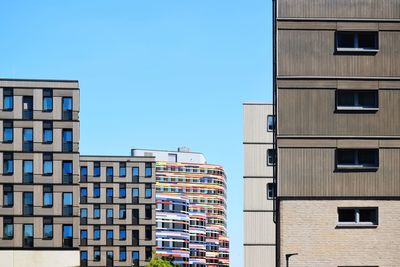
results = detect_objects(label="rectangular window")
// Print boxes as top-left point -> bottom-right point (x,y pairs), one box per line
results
336,31 -> 379,52
132,188 -> 139,204
23,192 -> 33,215
145,183 -> 152,198
119,226 -> 126,240
23,160 -> 33,184
62,192 -> 73,216
94,246 -> 101,261
81,251 -> 88,267
43,217 -> 53,239
132,230 -> 139,246
22,96 -> 33,120
106,208 -> 113,224
3,120 -> 13,143
145,246 -> 152,260
106,188 -> 113,203
43,121 -> 53,144
3,185 -> 13,207
62,97 -> 73,120
119,246 -> 127,262
267,183 -> 276,200
43,185 -> 53,207
119,162 -> 126,177
80,230 -> 88,245
94,183 -> 100,198
63,161 -> 73,184
267,115 -> 276,131
3,216 -> 13,239
336,149 -> 379,169
80,208 -> 88,225
336,90 -> 378,111
94,204 -> 100,219
80,166 -> 88,182
338,207 -> 378,226
119,183 -> 126,198
42,89 -> 53,111
62,129 -> 73,152
23,224 -> 33,248
43,153 -> 53,175
145,162 -> 152,177
106,230 -> 113,245
145,204 -> 152,220
80,188 -> 88,204
267,149 -> 276,166
132,251 -> 139,266
3,88 -> 13,111
132,209 -> 139,225
3,152 -> 13,175
106,166 -> 113,182
93,161 -> 100,177
119,204 -> 126,219
132,167 -> 139,182
63,224 -> 73,248
94,225 -> 100,240
22,128 -> 33,152
145,226 -> 152,240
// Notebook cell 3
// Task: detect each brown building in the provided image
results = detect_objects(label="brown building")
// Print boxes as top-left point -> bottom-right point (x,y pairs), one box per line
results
0,79 -> 80,266
79,156 -> 156,267
275,0 -> 400,266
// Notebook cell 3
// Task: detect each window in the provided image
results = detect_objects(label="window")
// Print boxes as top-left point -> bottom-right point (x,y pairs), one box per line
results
23,128 -> 33,152
145,226 -> 152,240
62,192 -> 73,216
43,121 -> 53,144
119,162 -> 126,177
106,166 -> 113,182
338,207 -> 378,226
120,247 -> 127,261
267,115 -> 276,131
93,161 -> 100,177
106,188 -> 113,203
62,129 -> 73,152
3,88 -> 13,111
145,204 -> 152,219
119,183 -> 126,198
63,161 -> 73,184
3,185 -> 13,207
107,230 -> 113,242
80,166 -> 88,182
80,251 -> 88,267
43,153 -> 53,175
132,167 -> 139,182
23,160 -> 33,184
80,208 -> 88,225
94,225 -> 101,240
63,225 -> 73,248
336,149 -> 379,169
267,149 -> 276,166
132,251 -> 139,266
267,183 -> 276,199
3,120 -> 13,143
43,217 -> 53,239
94,246 -> 101,261
336,31 -> 379,52
23,96 -> 33,120
81,230 -> 88,245
132,230 -> 139,246
119,226 -> 126,240
3,152 -> 13,175
145,184 -> 152,198
23,192 -> 33,215
132,209 -> 139,225
145,246 -> 152,260
94,204 -> 100,219
132,188 -> 139,204
62,97 -> 73,120
3,217 -> 13,239
337,90 -> 378,110
106,208 -> 113,224
145,162 -> 152,177
43,185 -> 53,207
107,251 -> 113,266
80,188 -> 88,203
94,183 -> 100,198
23,224 -> 33,248
42,89 -> 53,111
119,204 -> 126,219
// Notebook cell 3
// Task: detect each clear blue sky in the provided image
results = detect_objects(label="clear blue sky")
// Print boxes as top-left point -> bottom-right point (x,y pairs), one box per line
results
0,1 -> 272,266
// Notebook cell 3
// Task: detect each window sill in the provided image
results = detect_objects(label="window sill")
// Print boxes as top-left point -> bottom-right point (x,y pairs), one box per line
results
336,48 -> 379,53
336,165 -> 378,171
336,107 -> 379,112
336,224 -> 378,229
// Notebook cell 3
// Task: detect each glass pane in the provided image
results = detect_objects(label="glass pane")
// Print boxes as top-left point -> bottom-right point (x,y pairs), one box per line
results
133,167 -> 139,177
81,208 -> 88,218
132,189 -> 139,197
359,209 -> 377,223
63,225 -> 73,237
43,193 -> 53,206
63,162 -> 73,174
337,32 -> 355,48
107,230 -> 113,239
120,166 -> 126,176
43,129 -> 53,142
81,167 -> 88,175
24,161 -> 33,173
63,98 -> 72,110
132,251 -> 139,261
23,129 -> 33,141
338,209 -> 356,222
81,251 -> 88,260
63,130 -> 72,141
4,128 -> 13,142
63,193 -> 73,205
81,230 -> 88,238
94,208 -> 100,218
337,91 -> 355,106
4,96 -> 13,110
80,188 -> 87,197
24,193 -> 33,204
107,209 -> 113,217
44,225 -> 53,238
24,225 -> 33,237
337,150 -> 356,165
358,150 -> 378,165
43,97 -> 53,110
107,167 -> 113,176
107,188 -> 113,197
358,32 -> 377,49
44,161 -> 53,174
4,224 -> 13,237
358,91 -> 377,108
94,166 -> 100,177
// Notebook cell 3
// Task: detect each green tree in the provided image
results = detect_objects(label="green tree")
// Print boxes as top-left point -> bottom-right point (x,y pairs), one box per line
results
145,253 -> 179,267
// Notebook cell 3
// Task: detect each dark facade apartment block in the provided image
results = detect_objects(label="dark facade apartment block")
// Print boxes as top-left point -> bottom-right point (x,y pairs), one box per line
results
79,156 -> 156,267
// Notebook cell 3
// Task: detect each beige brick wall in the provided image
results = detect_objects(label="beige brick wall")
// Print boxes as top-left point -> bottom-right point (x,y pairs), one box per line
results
280,200 -> 400,267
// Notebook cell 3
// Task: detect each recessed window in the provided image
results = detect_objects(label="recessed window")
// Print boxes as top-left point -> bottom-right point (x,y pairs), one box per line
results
94,246 -> 101,261
267,115 -> 276,131
94,225 -> 100,240
336,31 -> 379,52
43,217 -> 53,240
42,89 -> 53,112
267,183 -> 276,199
3,120 -> 13,143
267,149 -> 276,166
22,96 -> 33,120
145,183 -> 152,198
43,185 -> 53,207
94,183 -> 100,198
119,183 -> 126,198
80,166 -> 88,182
43,121 -> 53,144
43,153 -> 53,175
336,149 -> 379,169
3,88 -> 13,111
132,167 -> 139,183
119,204 -> 126,219
337,90 -> 378,111
23,160 -> 33,184
3,152 -> 13,175
3,216 -> 13,239
62,129 -> 73,152
23,128 -> 33,152
93,161 -> 100,177
62,97 -> 73,120
145,162 -> 152,177
62,192 -> 73,216
3,185 -> 13,207
94,204 -> 100,219
23,192 -> 33,215
338,207 -> 378,226
119,162 -> 126,177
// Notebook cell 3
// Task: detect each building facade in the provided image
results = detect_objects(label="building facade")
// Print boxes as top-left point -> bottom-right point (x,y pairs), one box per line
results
132,148 -> 229,267
275,0 -> 400,266
243,103 -> 275,267
79,156 -> 156,267
0,79 -> 80,267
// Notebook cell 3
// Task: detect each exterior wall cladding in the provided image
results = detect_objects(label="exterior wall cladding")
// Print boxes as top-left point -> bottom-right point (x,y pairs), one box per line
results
276,0 -> 400,266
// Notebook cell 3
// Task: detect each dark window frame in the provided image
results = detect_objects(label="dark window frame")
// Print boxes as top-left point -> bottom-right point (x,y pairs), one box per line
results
336,90 -> 379,111
336,149 -> 379,170
336,31 -> 379,53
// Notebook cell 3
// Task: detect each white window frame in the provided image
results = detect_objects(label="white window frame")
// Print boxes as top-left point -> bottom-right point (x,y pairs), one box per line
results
337,207 -> 378,227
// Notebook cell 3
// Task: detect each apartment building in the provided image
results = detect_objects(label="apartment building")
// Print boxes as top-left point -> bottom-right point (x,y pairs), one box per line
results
0,79 -> 80,267
243,103 -> 275,267
132,148 -> 229,267
79,156 -> 156,267
275,0 -> 400,266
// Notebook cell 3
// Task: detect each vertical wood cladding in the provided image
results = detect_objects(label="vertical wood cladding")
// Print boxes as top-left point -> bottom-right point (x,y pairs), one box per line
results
278,0 -> 400,19
278,148 -> 400,197
278,88 -> 400,136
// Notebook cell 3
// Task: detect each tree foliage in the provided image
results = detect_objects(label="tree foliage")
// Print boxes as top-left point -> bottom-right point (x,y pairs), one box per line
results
145,254 -> 179,267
